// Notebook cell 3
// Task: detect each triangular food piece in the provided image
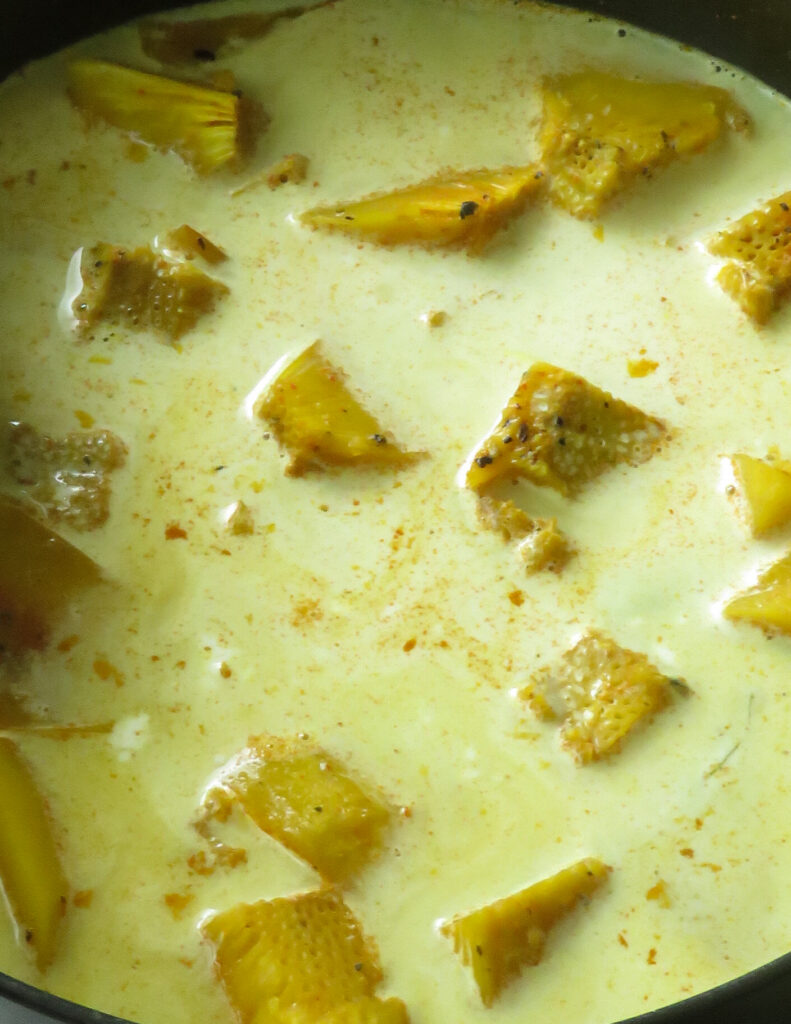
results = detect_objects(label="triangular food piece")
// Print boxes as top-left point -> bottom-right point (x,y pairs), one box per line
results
440,858 -> 609,1006
0,737 -> 69,969
723,551 -> 791,636
68,59 -> 242,174
0,497 -> 101,656
709,192 -> 791,323
256,342 -> 421,476
540,72 -> 748,218
301,166 -> 543,252
201,889 -> 409,1024
72,241 -> 228,342
476,497 -> 574,573
731,453 -> 791,536
520,631 -> 676,763
6,421 -> 127,531
466,362 -> 665,495
200,735 -> 390,883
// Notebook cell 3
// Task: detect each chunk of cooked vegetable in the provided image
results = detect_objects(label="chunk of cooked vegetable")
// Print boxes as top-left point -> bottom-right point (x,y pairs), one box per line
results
440,858 -> 610,1006
476,497 -> 574,573
301,165 -> 543,252
67,59 -> 242,174
723,551 -> 791,636
201,889 -> 409,1024
540,72 -> 748,218
6,421 -> 127,531
520,630 -> 676,762
139,7 -> 309,64
0,737 -> 68,969
256,342 -> 421,476
159,224 -> 227,264
709,191 -> 791,323
0,497 -> 101,656
466,362 -> 665,494
200,735 -> 390,883
71,242 -> 228,342
730,453 -> 791,536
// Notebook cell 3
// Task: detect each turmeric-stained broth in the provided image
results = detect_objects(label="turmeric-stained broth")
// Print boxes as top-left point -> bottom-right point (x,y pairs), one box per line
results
2,1 -> 791,1022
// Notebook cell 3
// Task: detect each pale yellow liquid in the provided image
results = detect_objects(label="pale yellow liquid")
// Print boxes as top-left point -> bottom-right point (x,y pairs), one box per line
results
2,2 -> 791,1022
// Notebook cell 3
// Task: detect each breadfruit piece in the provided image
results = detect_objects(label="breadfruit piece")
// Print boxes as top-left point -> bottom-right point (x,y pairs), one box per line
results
709,191 -> 791,323
256,342 -> 420,476
723,551 -> 791,636
466,362 -> 665,495
520,630 -> 676,762
0,497 -> 101,656
730,453 -> 791,536
440,858 -> 609,1005
71,241 -> 228,341
540,71 -> 748,218
200,735 -> 390,883
0,737 -> 68,969
476,497 -> 574,573
301,166 -> 543,252
201,889 -> 409,1024
68,59 -> 241,174
5,421 -> 126,531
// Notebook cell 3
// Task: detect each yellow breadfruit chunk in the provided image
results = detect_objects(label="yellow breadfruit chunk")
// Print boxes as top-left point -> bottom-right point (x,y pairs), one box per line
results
201,889 -> 409,1024
540,71 -> 747,218
709,192 -> 791,323
67,59 -> 240,174
256,342 -> 421,476
731,453 -> 791,536
72,242 -> 228,342
440,858 -> 609,1006
724,551 -> 791,636
476,497 -> 574,573
0,497 -> 101,656
466,362 -> 665,495
0,738 -> 68,969
6,421 -> 127,532
202,735 -> 390,883
520,631 -> 675,762
300,166 -> 543,252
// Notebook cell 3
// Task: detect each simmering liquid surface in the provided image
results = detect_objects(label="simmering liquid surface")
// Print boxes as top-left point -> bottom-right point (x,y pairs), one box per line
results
2,2 -> 791,1022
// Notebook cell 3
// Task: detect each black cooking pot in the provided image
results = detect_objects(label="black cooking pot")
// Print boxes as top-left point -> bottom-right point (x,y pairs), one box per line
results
2,2 -> 790,1022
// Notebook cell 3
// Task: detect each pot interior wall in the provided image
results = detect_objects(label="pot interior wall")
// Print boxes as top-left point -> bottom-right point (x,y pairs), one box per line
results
1,0 -> 791,1022
3,0 -> 791,90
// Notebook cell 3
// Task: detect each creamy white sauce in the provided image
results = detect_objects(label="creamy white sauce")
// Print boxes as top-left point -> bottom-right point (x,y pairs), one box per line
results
2,1 -> 791,1022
